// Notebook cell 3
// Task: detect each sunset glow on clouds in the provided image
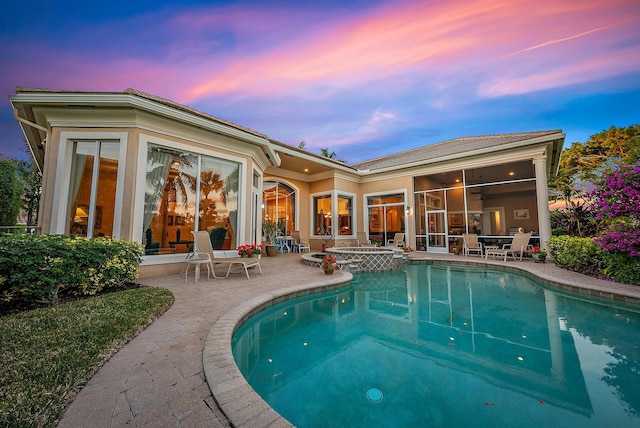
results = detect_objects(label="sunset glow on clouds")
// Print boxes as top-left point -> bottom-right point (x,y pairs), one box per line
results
1,0 -> 639,161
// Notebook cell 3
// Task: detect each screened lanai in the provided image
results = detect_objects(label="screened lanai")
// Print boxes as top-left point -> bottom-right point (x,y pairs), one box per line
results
414,160 -> 541,253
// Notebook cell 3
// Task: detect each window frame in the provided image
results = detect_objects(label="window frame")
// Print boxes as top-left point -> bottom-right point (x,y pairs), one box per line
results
135,136 -> 247,263
310,190 -> 357,241
53,131 -> 128,238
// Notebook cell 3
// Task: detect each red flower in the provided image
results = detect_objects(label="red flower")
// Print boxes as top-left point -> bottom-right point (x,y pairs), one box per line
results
322,255 -> 336,266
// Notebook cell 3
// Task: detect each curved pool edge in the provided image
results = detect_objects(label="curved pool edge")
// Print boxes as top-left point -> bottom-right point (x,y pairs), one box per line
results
203,254 -> 640,427
203,270 -> 353,427
405,253 -> 640,305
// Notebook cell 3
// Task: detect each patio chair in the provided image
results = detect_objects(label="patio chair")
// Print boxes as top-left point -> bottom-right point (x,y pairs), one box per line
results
463,234 -> 483,257
387,233 -> 405,248
292,231 -> 310,253
191,231 -> 262,279
356,232 -> 375,247
484,233 -> 531,262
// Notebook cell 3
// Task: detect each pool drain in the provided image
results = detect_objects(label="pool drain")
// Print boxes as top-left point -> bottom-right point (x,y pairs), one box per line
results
366,388 -> 384,403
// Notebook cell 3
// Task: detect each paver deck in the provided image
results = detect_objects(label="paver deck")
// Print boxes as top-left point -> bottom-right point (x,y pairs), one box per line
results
58,252 -> 640,427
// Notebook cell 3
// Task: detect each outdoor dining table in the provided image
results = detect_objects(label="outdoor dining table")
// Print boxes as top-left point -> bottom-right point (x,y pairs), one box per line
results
477,235 -> 539,248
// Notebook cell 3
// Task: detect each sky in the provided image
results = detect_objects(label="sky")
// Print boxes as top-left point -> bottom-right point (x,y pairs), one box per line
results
1,0 -> 639,163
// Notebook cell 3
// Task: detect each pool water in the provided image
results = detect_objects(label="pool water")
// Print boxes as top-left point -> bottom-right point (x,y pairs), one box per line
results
232,263 -> 640,427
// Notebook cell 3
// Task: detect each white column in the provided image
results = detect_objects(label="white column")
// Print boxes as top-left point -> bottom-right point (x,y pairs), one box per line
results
544,289 -> 565,380
533,156 -> 551,250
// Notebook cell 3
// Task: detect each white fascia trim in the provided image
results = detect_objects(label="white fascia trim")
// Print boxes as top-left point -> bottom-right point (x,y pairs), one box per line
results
356,133 -> 565,176
358,146 -> 549,183
12,92 -> 281,167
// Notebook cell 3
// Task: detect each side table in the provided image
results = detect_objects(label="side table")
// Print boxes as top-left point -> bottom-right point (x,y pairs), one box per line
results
184,254 -> 213,283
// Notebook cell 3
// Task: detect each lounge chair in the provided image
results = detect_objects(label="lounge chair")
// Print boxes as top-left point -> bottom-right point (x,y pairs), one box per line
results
191,231 -> 262,279
463,234 -> 483,257
387,233 -> 405,248
485,233 -> 531,261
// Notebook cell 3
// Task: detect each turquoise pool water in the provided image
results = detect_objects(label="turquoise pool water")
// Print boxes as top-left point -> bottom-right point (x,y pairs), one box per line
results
232,263 -> 640,427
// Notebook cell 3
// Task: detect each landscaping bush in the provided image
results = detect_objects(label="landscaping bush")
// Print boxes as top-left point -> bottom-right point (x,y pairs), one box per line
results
0,234 -> 143,308
601,251 -> 640,286
546,235 -> 607,278
547,235 -> 640,285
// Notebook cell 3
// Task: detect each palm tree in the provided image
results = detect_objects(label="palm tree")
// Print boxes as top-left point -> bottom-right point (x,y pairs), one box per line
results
320,148 -> 346,163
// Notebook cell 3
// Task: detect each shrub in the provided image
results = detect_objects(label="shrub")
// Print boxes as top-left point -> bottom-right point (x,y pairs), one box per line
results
547,235 -> 640,285
546,235 -> 607,278
0,234 -> 143,308
601,251 -> 640,286
588,164 -> 640,258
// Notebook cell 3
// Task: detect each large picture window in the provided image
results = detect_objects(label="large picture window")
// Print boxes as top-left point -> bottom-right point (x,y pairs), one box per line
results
262,181 -> 296,235
313,195 -> 332,236
68,141 -> 119,239
143,145 -> 240,255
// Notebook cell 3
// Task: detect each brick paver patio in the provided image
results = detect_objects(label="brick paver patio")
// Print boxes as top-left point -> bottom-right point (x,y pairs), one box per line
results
58,252 -> 640,427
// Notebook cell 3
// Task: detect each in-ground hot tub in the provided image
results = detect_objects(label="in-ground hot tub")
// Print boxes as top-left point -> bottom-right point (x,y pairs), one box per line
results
301,246 -> 405,272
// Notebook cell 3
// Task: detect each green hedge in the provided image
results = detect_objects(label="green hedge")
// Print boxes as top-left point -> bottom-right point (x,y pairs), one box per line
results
547,235 -> 640,285
0,234 -> 143,307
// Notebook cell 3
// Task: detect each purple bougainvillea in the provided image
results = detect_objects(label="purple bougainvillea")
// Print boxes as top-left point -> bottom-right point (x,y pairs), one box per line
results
588,165 -> 640,257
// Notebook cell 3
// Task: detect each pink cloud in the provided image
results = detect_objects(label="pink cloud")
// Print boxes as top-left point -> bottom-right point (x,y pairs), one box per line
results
182,0 -> 640,101
5,0 -> 637,108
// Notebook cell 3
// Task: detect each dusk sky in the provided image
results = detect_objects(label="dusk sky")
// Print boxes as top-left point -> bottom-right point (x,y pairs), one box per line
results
2,0 -> 639,163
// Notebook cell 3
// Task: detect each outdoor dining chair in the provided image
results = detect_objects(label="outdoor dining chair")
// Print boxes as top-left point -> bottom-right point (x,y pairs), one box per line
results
356,232 -> 375,247
387,233 -> 405,248
292,231 -> 310,253
463,234 -> 483,257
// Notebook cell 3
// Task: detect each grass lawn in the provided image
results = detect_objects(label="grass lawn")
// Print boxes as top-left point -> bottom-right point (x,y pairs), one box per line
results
0,286 -> 174,428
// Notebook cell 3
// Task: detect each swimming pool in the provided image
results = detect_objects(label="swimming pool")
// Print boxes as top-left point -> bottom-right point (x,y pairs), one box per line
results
232,263 -> 640,427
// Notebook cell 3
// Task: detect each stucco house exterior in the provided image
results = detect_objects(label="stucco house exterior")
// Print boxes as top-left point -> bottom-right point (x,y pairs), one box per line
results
10,87 -> 564,277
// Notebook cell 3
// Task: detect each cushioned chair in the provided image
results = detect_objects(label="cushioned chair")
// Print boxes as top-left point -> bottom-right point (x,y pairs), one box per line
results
485,233 -> 531,262
463,234 -> 483,257
192,231 -> 262,279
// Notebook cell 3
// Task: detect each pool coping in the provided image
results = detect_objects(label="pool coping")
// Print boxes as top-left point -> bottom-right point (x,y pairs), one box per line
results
202,255 -> 640,427
202,271 -> 353,427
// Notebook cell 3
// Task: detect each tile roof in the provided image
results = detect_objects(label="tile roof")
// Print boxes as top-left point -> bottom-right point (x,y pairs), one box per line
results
349,130 -> 563,171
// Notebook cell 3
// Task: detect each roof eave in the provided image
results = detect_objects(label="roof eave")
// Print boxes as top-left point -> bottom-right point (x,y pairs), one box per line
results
356,132 -> 566,175
10,91 -> 281,168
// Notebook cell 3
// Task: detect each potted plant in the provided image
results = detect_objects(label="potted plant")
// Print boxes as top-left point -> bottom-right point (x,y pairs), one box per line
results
322,255 -> 336,275
531,246 -> 547,263
263,221 -> 280,257
237,243 -> 263,259
319,224 -> 332,251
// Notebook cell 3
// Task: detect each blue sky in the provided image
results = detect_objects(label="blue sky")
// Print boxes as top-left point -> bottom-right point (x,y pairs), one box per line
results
1,0 -> 639,162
